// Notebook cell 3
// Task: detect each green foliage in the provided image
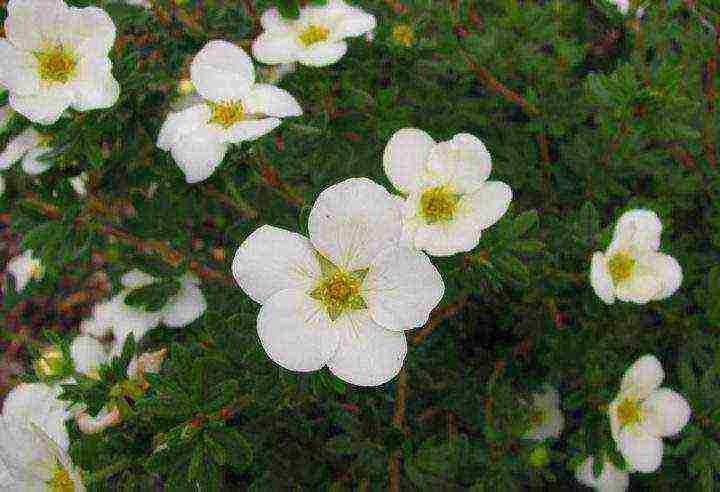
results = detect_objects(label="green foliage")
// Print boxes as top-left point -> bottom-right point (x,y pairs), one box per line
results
1,0 -> 719,489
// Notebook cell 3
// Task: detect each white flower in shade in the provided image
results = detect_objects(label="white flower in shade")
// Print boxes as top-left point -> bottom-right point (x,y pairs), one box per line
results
74,406 -> 120,435
7,249 -> 43,292
120,269 -> 208,328
1,383 -> 72,452
0,0 -> 119,125
69,172 -> 88,196
0,127 -> 55,175
523,386 -> 564,441
252,0 -> 376,67
576,456 -> 629,491
157,40 -> 302,183
232,178 -> 444,387
70,335 -> 109,379
383,128 -> 513,256
607,0 -> 645,18
608,354 -> 691,473
590,209 -> 682,305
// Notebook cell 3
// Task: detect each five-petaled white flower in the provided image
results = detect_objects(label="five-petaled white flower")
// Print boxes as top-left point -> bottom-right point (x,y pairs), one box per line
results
608,354 -> 691,473
576,455 -> 629,492
523,386 -> 564,441
0,0 -> 119,125
7,249 -> 44,292
0,127 -> 55,175
233,178 -> 444,386
590,209 -> 682,305
157,40 -> 302,183
383,128 -> 512,256
252,0 -> 376,67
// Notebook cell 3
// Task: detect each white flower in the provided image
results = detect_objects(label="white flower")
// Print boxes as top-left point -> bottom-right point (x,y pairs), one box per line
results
608,354 -> 691,473
157,40 -> 302,183
523,386 -> 564,441
75,406 -> 120,435
252,0 -> 376,67
590,209 -> 682,305
70,335 -> 109,379
0,127 -> 56,175
382,128 -> 512,256
120,269 -> 208,328
69,172 -> 88,196
607,0 -> 645,18
126,348 -> 167,379
7,249 -> 43,292
232,178 -> 444,387
576,455 -> 629,491
0,0 -> 119,125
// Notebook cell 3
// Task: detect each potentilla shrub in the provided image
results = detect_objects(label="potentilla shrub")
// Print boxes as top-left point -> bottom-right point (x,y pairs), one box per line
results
0,0 -> 718,489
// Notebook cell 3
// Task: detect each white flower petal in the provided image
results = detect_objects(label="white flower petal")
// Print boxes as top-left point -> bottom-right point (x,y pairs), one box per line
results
9,90 -> 72,125
156,103 -> 211,151
6,250 -> 43,292
308,177 -> 402,271
411,217 -> 481,257
641,252 -> 682,301
75,406 -> 120,435
1,383 -> 71,451
327,309 -> 407,387
331,7 -> 376,40
64,6 -> 116,57
169,129 -> 228,184
121,269 -> 157,289
425,133 -> 493,194
5,0 -> 69,51
296,40 -> 348,67
608,209 -> 662,254
0,39 -> 40,96
232,225 -> 321,304
364,245 -> 444,331
71,57 -> 119,111
222,117 -> 282,144
70,335 -> 108,376
591,252 -> 616,304
260,8 -> 292,32
257,288 -> 339,372
242,83 -> 302,117
252,31 -> 303,65
576,456 -> 629,492
20,145 -> 53,175
621,354 -> 664,399
641,388 -> 691,438
382,128 -> 436,194
190,40 -> 255,102
614,270 -> 662,304
0,127 -> 41,170
465,181 -> 512,230
161,274 -> 207,327
617,426 -> 663,473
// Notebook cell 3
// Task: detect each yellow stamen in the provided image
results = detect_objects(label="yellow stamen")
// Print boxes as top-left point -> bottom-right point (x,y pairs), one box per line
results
310,269 -> 365,321
47,465 -> 74,492
392,24 -> 414,47
608,252 -> 636,284
299,24 -> 330,46
617,397 -> 642,427
35,45 -> 77,84
420,186 -> 460,224
208,101 -> 245,128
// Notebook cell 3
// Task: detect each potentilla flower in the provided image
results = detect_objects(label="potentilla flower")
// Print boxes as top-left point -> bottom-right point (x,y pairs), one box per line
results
233,178 -> 445,386
0,127 -> 55,175
523,386 -> 564,441
590,209 -> 682,305
576,455 -> 629,491
608,354 -> 691,473
6,249 -> 43,292
383,128 -> 512,256
69,172 -> 88,196
0,0 -> 119,125
157,40 -> 302,183
252,0 -> 376,67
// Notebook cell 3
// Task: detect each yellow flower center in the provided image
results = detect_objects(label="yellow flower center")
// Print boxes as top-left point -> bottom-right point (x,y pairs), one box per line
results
608,251 -> 636,284
208,101 -> 245,128
309,256 -> 368,321
392,24 -> 414,47
299,24 -> 330,46
420,186 -> 460,224
529,408 -> 547,427
47,465 -> 74,492
617,397 -> 642,427
35,45 -> 77,84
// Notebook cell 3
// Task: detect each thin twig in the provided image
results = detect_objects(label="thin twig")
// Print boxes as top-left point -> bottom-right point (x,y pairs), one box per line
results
388,368 -> 407,492
411,295 -> 470,345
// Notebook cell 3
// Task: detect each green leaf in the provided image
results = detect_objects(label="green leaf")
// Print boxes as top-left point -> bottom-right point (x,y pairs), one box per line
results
577,201 -> 600,244
707,266 -> 720,325
511,209 -> 539,238
212,428 -> 253,472
124,279 -> 181,312
277,0 -> 300,19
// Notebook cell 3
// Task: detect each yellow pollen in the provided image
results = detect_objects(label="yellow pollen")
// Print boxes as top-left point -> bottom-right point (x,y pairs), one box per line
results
420,186 -> 460,223
208,101 -> 245,128
310,270 -> 365,321
392,24 -> 414,47
617,398 -> 642,427
48,465 -> 74,492
608,252 -> 636,284
299,24 -> 330,46
35,45 -> 77,84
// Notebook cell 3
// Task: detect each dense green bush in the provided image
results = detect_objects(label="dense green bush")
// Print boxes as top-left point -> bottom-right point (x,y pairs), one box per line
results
1,0 -> 719,489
